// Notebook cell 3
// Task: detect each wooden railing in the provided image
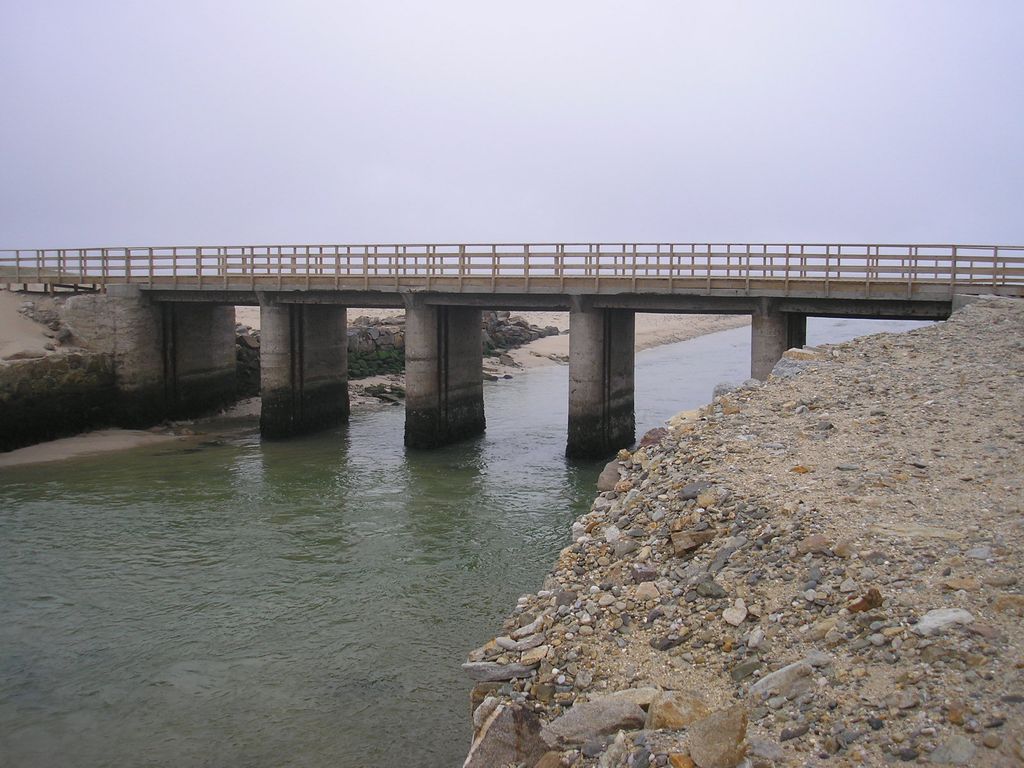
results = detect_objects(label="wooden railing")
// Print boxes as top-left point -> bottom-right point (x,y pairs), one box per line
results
2,243 -> 1022,298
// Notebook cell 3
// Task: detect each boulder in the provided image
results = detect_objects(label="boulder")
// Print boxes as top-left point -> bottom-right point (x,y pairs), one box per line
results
541,696 -> 646,747
687,704 -> 748,768
747,653 -> 831,701
461,661 -> 538,682
913,608 -> 974,636
463,703 -> 548,768
929,734 -> 977,765
597,460 -> 621,491
646,691 -> 709,730
639,427 -> 669,447
678,481 -> 712,500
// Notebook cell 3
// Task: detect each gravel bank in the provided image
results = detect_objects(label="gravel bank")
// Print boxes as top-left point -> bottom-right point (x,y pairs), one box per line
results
463,297 -> 1023,767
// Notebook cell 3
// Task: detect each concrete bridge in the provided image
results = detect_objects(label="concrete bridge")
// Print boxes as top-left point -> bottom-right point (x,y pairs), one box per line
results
3,242 -> 1022,457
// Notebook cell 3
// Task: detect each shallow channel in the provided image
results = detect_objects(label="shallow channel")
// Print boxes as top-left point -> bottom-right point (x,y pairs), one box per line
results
0,317 -> 927,767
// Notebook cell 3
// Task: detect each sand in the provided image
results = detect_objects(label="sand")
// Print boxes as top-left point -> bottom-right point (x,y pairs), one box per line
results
0,429 -> 183,469
504,312 -> 750,369
0,290 -> 55,360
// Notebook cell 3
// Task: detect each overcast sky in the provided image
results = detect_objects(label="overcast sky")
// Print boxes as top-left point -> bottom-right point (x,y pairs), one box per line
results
1,1 -> 1021,248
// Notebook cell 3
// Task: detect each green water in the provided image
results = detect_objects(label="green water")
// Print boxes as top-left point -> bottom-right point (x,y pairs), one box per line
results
1,365 -> 599,767
0,319 -> 928,767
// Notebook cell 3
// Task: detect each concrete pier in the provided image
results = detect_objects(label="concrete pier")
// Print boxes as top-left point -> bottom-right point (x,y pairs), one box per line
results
404,303 -> 485,448
260,302 -> 348,438
751,304 -> 807,380
566,307 -> 635,459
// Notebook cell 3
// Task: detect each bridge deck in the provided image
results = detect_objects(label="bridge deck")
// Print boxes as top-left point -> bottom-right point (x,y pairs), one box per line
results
2,242 -> 1022,302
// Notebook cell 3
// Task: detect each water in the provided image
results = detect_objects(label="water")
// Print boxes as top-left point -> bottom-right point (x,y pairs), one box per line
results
0,317 -> 927,767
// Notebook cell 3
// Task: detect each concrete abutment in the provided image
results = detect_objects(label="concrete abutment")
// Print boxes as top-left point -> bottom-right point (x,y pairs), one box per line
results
259,302 -> 349,438
404,303 -> 485,449
62,287 -> 236,425
566,307 -> 635,459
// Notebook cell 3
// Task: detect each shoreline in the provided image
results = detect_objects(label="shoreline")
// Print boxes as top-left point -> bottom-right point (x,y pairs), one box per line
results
460,297 -> 1024,767
0,312 -> 749,468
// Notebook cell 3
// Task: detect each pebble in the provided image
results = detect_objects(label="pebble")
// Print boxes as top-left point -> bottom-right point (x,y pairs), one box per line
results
722,599 -> 747,626
780,724 -> 809,741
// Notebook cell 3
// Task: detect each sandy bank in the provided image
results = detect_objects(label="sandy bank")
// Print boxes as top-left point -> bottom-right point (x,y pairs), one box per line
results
508,313 -> 750,369
0,429 -> 184,468
0,290 -> 58,359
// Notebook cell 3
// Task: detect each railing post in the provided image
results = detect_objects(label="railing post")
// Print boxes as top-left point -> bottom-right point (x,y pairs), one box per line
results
950,245 -> 958,298
824,246 -> 830,297
668,243 -> 675,292
705,245 -> 712,294
746,245 -> 752,295
865,245 -> 873,297
557,243 -> 565,291
907,247 -> 914,298
631,243 -> 638,292
524,243 -> 531,291
490,245 -> 497,291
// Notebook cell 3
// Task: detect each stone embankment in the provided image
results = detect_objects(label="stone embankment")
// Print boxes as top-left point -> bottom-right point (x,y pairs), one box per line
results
463,297 -> 1023,767
0,294 -> 118,451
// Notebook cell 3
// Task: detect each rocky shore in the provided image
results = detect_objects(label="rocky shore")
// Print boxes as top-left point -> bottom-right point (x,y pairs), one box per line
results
463,297 -> 1023,767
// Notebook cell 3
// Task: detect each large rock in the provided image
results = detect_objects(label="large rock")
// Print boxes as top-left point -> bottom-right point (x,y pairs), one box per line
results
463,703 -> 548,768
748,653 -> 830,701
541,696 -> 646,747
646,691 -> 709,730
461,661 -> 538,682
597,460 -> 621,491
687,704 -> 748,768
929,734 -> 977,765
604,686 -> 661,708
913,608 -> 974,636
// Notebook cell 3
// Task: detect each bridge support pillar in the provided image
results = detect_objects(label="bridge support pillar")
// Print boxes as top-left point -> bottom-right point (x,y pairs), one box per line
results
260,302 -> 348,438
566,306 -> 635,459
404,303 -> 485,448
751,304 -> 807,380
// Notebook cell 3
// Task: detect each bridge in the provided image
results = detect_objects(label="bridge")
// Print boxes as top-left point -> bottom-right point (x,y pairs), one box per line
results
3,242 -> 1022,457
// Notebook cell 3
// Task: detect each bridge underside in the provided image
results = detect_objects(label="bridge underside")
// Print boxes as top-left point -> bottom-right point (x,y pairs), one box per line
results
73,284 -> 961,457
140,287 -> 954,320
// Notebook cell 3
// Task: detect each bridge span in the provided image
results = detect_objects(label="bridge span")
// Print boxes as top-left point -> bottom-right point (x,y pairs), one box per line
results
3,242 -> 1021,457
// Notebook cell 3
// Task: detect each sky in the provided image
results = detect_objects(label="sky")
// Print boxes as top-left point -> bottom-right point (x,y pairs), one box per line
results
1,1 -> 1022,248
